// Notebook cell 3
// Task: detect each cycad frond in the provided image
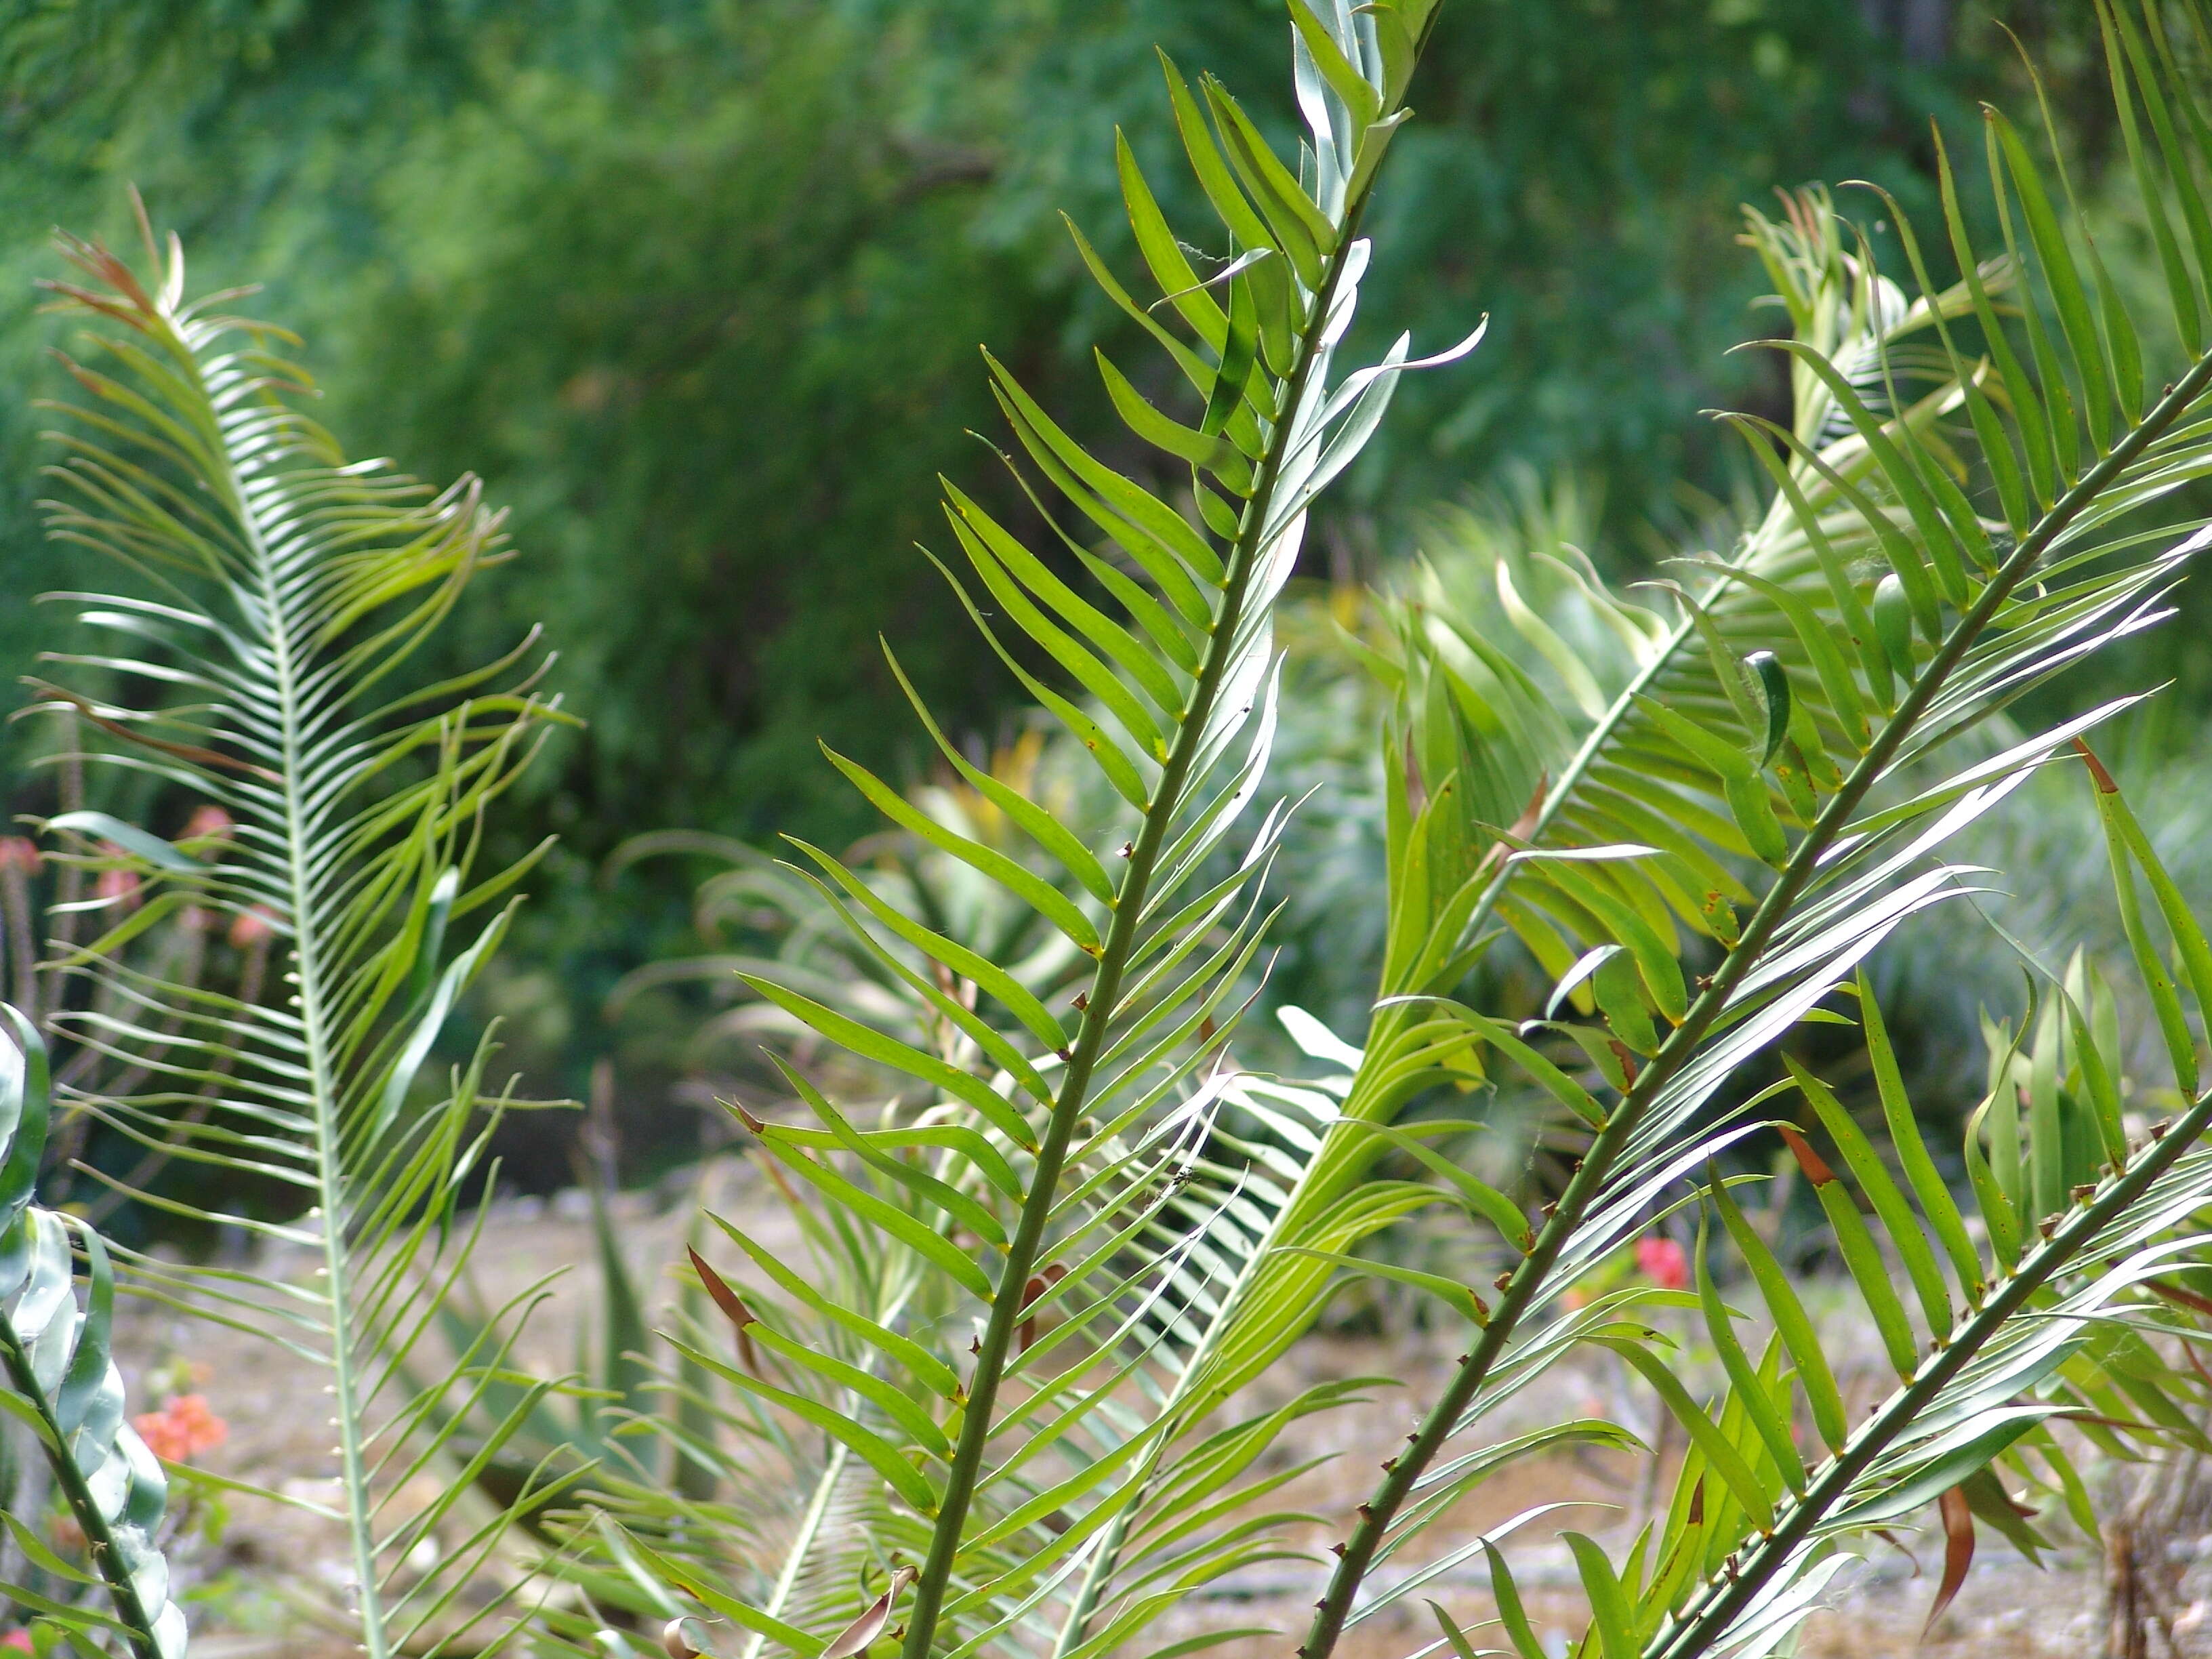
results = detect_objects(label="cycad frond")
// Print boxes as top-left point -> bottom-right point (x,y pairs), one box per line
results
1638,846 -> 2212,1656
27,215 -> 572,1658
0,1010 -> 184,1659
617,4 -> 1471,1655
1280,3 -> 2212,1653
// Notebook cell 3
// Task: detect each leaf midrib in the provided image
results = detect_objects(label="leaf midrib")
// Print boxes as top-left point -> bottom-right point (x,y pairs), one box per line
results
896,192 -> 1376,1659
206,348 -> 392,1654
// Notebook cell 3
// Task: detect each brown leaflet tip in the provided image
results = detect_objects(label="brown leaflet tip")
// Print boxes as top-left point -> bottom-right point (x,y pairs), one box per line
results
1776,1124 -> 1837,1186
687,1247 -> 758,1333
1607,1038 -> 1641,1084
1017,1273 -> 1051,1355
820,1567 -> 920,1659
1508,771 -> 1549,840
1924,1485 -> 1975,1638
689,1248 -> 763,1372
2072,737 -> 2120,794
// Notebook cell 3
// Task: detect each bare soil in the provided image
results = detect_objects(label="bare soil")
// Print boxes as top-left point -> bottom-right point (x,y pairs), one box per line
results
106,1170 -> 2150,1658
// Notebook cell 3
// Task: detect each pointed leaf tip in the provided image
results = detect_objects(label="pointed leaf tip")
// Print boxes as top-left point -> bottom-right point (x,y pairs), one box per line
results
687,1247 -> 761,1373
2073,737 -> 2119,794
1425,1600 -> 1483,1659
821,1566 -> 918,1659
1776,1123 -> 1837,1186
1745,649 -> 1790,766
1925,1485 -> 1975,1637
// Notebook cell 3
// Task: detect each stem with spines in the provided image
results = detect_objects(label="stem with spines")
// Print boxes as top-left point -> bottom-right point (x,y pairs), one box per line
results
1298,341 -> 2212,1659
1646,1076 -> 2212,1658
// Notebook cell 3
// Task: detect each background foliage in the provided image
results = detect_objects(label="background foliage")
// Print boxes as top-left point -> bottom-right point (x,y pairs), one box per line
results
0,0 -> 2173,1156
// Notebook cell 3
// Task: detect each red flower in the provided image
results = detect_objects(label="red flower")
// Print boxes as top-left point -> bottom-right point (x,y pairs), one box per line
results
0,838 -> 41,876
228,906 -> 277,948
1635,1234 -> 1689,1291
134,1393 -> 227,1462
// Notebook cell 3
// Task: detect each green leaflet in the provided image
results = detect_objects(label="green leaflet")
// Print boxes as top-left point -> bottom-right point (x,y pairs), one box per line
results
773,1064 -> 1011,1249
1594,1335 -> 1775,1532
740,975 -> 1040,1151
1708,1172 -> 1847,1454
1566,1534 -> 1637,1659
1692,1210 -> 1803,1493
703,1214 -> 959,1399
819,747 -> 1105,958
1788,1059 -> 1952,1340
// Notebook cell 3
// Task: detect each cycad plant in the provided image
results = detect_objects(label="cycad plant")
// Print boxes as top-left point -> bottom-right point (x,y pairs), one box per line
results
22,212 -> 574,1656
605,3 -> 1483,1654
613,3 -> 2212,1658
24,2 -> 2212,1657
600,731 -> 1092,1101
1273,3 -> 2212,1649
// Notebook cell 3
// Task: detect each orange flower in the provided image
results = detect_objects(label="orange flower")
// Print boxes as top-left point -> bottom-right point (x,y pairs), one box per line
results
134,1393 -> 228,1462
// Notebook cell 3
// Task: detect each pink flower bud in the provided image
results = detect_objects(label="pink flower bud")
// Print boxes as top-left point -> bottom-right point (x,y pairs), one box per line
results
1635,1234 -> 1689,1291
181,804 -> 234,850
94,867 -> 140,912
0,838 -> 41,876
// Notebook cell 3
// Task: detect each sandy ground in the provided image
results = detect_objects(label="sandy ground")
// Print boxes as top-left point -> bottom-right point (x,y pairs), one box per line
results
93,1165 -> 2160,1658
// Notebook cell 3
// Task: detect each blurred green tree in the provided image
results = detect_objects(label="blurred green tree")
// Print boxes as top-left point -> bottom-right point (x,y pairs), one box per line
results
0,0 -> 2125,1123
